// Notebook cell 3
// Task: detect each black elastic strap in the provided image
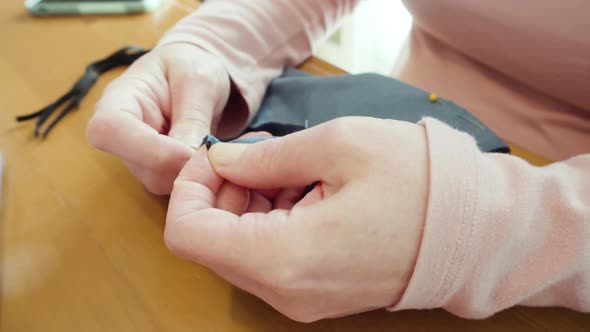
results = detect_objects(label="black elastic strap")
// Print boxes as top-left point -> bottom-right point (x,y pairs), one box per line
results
16,45 -> 150,139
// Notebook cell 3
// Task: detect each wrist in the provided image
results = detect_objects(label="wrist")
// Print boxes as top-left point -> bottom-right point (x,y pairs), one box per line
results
387,121 -> 430,306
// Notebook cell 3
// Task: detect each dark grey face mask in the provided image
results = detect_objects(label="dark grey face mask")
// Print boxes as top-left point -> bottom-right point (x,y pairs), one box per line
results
17,46 -> 509,154
245,68 -> 509,154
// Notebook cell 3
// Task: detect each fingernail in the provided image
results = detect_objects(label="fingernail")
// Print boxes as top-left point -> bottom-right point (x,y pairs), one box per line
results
209,143 -> 248,167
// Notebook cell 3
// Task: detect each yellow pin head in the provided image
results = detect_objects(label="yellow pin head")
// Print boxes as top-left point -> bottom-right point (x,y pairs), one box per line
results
429,93 -> 438,103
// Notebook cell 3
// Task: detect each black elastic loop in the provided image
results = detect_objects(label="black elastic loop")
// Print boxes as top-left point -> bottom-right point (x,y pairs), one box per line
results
41,98 -> 80,139
16,91 -> 72,122
16,45 -> 151,139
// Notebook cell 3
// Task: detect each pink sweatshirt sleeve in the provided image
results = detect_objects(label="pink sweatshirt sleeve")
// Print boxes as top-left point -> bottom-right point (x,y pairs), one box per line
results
155,0 -> 590,318
157,0 -> 359,137
391,118 -> 590,318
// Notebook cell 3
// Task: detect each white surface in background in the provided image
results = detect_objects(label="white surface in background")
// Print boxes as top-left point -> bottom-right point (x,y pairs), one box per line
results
316,0 -> 412,75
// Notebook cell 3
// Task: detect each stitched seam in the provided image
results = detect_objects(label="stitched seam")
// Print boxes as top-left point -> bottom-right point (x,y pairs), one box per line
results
416,122 -> 464,306
436,149 -> 479,307
429,175 -> 470,306
423,133 -> 477,307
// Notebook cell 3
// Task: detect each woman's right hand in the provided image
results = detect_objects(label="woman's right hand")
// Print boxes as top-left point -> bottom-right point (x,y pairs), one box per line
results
87,43 -> 232,195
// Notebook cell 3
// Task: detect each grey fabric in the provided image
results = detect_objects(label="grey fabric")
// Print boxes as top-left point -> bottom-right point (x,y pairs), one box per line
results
247,68 -> 509,154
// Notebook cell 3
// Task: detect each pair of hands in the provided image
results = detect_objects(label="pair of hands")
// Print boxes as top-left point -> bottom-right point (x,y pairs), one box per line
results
88,43 -> 429,322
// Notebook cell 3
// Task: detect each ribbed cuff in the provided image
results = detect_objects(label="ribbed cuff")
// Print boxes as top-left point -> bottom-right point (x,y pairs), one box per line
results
390,117 -> 481,311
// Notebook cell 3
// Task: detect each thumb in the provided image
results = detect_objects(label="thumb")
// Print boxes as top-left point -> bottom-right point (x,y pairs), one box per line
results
166,148 -> 294,275
208,126 -> 342,189
167,57 -> 230,147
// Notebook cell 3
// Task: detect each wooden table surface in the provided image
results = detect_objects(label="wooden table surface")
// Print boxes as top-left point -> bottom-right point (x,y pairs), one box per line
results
1,1 -> 588,331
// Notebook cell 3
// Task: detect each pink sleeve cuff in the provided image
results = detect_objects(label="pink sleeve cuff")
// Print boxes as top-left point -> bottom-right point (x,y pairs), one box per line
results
390,118 -> 590,318
391,117 -> 481,313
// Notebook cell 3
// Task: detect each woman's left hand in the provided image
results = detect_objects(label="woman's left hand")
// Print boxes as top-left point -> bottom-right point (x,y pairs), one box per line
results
164,117 -> 429,322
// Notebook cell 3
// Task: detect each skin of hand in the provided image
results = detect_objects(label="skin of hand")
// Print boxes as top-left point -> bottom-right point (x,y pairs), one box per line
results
87,43 -> 232,195
164,117 -> 429,322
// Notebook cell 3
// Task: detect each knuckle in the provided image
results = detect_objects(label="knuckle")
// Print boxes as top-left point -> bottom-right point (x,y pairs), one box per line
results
326,117 -> 354,135
324,118 -> 358,147
126,163 -> 174,196
163,224 -> 184,257
322,117 -> 388,161
188,59 -> 223,80
254,143 -> 280,173
176,111 -> 211,132
261,246 -> 307,296
273,299 -> 318,323
87,113 -> 115,151
164,215 -> 201,262
138,168 -> 174,195
284,309 -> 318,324
163,214 -> 194,260
143,177 -> 172,196
265,265 -> 300,293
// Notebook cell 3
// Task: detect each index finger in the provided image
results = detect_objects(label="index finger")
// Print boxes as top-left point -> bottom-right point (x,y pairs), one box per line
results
88,83 -> 192,172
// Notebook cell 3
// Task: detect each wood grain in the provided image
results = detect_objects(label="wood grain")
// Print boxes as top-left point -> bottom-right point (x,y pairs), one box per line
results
1,1 -> 584,331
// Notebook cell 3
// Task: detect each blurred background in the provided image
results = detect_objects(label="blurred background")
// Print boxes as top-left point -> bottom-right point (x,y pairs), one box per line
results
316,0 -> 412,75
